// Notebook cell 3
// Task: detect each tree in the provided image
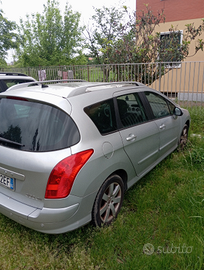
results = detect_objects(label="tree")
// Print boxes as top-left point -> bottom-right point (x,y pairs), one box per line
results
86,5 -> 204,82
0,57 -> 7,68
17,0 -> 85,67
0,7 -> 18,62
85,6 -> 127,64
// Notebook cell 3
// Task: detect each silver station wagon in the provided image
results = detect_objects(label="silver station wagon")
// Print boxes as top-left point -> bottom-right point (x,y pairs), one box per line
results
0,81 -> 190,234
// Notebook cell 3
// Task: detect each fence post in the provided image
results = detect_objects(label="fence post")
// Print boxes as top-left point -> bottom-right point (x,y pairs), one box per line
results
72,65 -> 76,79
159,63 -> 162,92
87,65 -> 90,82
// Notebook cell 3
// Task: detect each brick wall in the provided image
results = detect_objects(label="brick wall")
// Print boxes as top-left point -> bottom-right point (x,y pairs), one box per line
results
136,0 -> 204,22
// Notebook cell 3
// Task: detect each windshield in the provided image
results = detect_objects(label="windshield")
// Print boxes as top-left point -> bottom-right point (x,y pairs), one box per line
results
0,97 -> 80,152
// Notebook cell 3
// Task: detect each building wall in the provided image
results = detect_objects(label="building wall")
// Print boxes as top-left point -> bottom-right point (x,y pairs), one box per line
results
136,0 -> 204,22
150,19 -> 204,95
155,18 -> 204,62
137,0 -> 204,96
136,0 -> 204,61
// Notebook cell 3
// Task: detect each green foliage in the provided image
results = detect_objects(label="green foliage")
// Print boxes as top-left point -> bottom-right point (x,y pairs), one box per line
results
85,6 -> 126,64
17,0 -> 85,67
188,106 -> 204,134
88,5 -> 204,65
86,5 -> 165,65
0,8 -> 17,61
0,57 -> 7,68
70,51 -> 87,65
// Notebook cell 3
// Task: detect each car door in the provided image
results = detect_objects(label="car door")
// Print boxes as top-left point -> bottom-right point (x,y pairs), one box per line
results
115,92 -> 160,177
144,91 -> 180,158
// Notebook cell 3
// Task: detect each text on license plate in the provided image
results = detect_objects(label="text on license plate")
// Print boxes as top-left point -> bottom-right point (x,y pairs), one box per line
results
0,174 -> 15,190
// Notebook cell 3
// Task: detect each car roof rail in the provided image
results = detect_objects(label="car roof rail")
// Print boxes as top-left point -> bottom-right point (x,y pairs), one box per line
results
5,79 -> 87,91
5,80 -> 145,96
68,81 -> 146,97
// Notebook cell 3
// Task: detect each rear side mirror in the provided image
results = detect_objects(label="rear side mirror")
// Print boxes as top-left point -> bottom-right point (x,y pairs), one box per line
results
174,107 -> 183,116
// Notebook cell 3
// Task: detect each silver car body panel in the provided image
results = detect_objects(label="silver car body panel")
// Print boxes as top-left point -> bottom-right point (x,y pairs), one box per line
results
0,82 -> 190,233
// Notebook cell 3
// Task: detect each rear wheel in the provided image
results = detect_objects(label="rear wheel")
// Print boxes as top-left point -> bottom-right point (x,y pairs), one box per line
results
179,124 -> 189,150
92,175 -> 124,227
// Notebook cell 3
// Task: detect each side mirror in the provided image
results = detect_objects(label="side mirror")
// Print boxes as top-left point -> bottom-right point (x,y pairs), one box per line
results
174,107 -> 183,116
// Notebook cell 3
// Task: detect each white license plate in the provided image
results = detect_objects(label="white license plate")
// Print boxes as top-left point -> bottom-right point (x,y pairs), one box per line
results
0,174 -> 15,190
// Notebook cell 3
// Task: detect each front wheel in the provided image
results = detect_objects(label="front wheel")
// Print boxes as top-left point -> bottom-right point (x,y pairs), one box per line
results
92,175 -> 124,227
179,124 -> 189,150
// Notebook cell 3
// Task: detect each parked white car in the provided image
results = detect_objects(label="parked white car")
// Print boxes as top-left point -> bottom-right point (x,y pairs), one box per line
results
0,72 -> 36,93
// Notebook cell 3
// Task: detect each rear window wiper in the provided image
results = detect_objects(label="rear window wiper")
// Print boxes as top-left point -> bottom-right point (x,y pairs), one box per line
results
0,137 -> 25,147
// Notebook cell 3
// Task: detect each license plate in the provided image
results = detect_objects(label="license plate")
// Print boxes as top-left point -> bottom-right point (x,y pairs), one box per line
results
0,174 -> 15,190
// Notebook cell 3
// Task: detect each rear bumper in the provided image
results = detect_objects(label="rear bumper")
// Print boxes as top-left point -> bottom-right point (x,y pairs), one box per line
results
0,191 -> 93,234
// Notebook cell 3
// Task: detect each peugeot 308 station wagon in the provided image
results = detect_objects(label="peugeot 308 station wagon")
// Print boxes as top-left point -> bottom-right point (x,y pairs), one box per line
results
0,81 -> 190,234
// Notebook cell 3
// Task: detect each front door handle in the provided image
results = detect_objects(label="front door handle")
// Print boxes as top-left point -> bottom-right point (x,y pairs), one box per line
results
126,134 -> 137,141
159,124 -> 166,129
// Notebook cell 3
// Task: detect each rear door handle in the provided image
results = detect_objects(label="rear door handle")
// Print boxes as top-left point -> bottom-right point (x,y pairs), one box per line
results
159,124 -> 166,129
126,134 -> 137,141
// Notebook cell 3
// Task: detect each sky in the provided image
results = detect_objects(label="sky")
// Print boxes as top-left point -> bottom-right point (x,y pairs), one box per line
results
1,0 -> 135,25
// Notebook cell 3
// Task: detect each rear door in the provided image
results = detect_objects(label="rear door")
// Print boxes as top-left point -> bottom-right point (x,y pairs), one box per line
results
115,91 -> 160,177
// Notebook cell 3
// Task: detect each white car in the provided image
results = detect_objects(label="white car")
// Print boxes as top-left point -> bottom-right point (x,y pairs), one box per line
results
0,72 -> 36,93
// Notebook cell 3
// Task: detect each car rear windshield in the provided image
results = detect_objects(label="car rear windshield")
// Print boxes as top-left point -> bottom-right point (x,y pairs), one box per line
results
0,97 -> 80,152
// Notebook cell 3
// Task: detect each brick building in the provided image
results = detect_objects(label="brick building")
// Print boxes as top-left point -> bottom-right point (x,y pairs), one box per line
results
137,0 -> 204,22
136,0 -> 204,99
136,0 -> 204,61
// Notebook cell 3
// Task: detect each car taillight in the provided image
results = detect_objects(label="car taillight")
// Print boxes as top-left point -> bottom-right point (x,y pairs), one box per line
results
45,149 -> 94,199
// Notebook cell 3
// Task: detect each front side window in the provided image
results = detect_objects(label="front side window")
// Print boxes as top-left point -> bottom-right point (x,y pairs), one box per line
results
84,99 -> 117,135
0,98 -> 80,151
117,93 -> 147,127
144,92 -> 172,119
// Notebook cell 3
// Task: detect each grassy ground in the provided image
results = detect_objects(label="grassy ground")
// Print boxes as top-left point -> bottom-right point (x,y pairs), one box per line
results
0,107 -> 204,269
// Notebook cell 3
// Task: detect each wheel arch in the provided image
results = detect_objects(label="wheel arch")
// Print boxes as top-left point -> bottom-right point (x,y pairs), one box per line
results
109,169 -> 128,192
185,119 -> 190,128
92,171 -> 125,227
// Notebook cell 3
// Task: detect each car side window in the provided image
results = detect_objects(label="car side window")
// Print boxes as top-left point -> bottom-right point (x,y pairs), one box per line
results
144,92 -> 171,119
3,79 -> 30,89
166,99 -> 175,114
84,99 -> 117,135
117,93 -> 147,128
0,85 -> 3,93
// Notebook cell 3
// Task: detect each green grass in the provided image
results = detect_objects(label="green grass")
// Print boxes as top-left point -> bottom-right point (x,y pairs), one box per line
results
1,107 -> 204,269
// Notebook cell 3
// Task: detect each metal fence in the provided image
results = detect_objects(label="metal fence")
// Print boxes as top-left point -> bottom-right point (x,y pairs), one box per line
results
1,61 -> 204,106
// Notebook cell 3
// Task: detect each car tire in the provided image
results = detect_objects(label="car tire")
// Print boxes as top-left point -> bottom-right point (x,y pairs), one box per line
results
92,174 -> 124,227
179,124 -> 189,150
